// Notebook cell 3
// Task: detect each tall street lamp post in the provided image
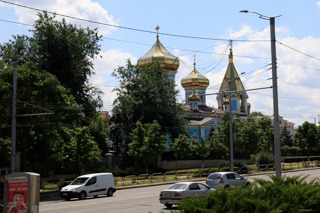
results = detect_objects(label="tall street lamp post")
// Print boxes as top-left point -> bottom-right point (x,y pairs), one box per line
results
240,10 -> 282,177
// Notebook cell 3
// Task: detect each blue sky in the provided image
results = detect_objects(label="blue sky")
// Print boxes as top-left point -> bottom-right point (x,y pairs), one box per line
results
1,0 -> 320,127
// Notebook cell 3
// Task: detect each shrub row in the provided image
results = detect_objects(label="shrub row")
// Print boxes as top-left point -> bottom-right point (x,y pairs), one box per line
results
178,175 -> 320,213
284,156 -> 320,163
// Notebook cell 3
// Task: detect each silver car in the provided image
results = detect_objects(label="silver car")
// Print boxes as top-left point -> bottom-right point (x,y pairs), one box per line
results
159,182 -> 215,209
206,172 -> 251,189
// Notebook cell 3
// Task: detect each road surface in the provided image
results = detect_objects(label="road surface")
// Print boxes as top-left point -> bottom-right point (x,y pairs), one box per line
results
39,168 -> 320,213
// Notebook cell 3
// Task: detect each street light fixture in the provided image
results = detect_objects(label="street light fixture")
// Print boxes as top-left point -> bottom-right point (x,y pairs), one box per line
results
240,10 -> 282,177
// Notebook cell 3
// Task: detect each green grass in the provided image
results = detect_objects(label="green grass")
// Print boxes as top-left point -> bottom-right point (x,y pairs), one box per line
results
41,161 -> 320,192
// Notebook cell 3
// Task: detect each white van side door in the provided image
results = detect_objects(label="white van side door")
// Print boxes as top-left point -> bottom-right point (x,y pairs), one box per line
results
86,177 -> 99,196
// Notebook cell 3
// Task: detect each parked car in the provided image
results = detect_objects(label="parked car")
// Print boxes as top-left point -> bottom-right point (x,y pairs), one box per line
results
206,172 -> 251,189
60,173 -> 116,201
159,182 -> 215,209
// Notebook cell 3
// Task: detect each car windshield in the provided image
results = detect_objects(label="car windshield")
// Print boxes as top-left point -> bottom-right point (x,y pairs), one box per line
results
71,177 -> 89,185
208,174 -> 222,180
168,184 -> 187,190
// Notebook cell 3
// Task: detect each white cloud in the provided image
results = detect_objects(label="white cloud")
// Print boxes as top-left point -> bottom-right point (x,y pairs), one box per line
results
1,0 -> 117,35
318,1 -> 320,9
93,49 -> 137,76
175,54 -> 193,102
89,49 -> 137,108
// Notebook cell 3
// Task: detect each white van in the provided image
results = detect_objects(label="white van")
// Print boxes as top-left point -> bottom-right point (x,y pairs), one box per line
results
60,173 -> 116,201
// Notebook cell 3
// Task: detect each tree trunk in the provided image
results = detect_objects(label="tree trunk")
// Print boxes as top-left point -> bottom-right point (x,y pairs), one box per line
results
202,158 -> 204,169
176,158 -> 178,173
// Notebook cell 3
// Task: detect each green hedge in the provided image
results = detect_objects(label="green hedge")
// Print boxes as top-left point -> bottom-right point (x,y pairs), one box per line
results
178,175 -> 320,213
284,156 -> 320,163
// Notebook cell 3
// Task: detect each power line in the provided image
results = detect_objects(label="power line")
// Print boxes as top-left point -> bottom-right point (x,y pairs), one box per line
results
0,0 -> 269,42
250,91 -> 320,100
277,41 -> 320,62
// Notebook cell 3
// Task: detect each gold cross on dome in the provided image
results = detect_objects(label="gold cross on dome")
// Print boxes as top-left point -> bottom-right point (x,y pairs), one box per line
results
155,25 -> 160,37
193,54 -> 196,63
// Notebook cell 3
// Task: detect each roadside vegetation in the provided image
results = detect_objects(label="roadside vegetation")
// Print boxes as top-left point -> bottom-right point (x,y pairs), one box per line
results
178,175 -> 320,213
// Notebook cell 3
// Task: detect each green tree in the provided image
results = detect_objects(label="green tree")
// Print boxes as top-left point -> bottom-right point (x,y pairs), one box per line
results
257,117 -> 274,152
110,60 -> 187,152
127,120 -> 167,173
236,118 -> 259,157
192,136 -> 211,169
0,12 -> 103,113
0,12 -> 108,152
172,134 -> 192,172
294,121 -> 319,161
280,125 -> 293,147
248,111 -> 265,117
207,130 -> 228,158
0,62 -> 87,171
63,127 -> 102,174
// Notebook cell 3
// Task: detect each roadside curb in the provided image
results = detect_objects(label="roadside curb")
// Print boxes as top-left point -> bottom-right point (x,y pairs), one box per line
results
39,167 -> 320,200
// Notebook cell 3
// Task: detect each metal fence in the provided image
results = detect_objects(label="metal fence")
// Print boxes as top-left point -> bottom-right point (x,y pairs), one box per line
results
113,161 -> 320,186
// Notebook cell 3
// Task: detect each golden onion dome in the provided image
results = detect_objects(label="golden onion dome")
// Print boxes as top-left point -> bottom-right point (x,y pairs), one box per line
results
223,100 -> 229,105
188,88 -> 201,102
247,102 -> 251,110
211,109 -> 216,115
137,25 -> 179,72
181,55 -> 209,88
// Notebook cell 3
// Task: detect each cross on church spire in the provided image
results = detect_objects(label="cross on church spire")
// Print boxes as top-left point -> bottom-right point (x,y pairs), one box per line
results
155,25 -> 160,38
193,54 -> 196,65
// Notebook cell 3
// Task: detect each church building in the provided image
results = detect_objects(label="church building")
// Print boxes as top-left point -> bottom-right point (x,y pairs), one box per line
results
136,26 -> 252,142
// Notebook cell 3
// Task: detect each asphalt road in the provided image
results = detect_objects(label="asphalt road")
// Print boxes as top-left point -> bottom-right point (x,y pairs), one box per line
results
39,168 -> 320,213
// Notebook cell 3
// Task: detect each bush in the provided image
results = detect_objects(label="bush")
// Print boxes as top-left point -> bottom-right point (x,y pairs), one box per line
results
284,156 -> 320,163
217,163 -> 230,169
251,152 -> 274,165
98,166 -> 166,177
178,175 -> 320,213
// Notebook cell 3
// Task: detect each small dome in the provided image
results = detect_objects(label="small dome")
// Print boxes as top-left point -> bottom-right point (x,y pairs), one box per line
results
247,102 -> 251,110
137,26 -> 179,71
188,88 -> 201,102
223,98 -> 229,105
181,61 -> 209,88
211,109 -> 216,115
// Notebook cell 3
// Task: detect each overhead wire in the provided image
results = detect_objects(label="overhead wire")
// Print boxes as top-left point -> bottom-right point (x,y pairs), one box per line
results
277,41 -> 320,62
0,0 -> 269,43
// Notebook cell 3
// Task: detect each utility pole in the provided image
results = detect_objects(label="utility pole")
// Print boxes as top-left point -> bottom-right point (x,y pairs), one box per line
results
229,80 -> 234,172
240,10 -> 282,177
10,62 -> 55,174
270,17 -> 281,178
11,62 -> 17,174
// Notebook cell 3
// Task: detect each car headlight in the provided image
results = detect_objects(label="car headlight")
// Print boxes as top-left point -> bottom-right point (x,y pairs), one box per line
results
72,188 -> 78,192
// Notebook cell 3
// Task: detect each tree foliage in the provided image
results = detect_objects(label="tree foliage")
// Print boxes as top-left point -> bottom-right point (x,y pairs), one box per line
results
192,136 -> 211,169
294,121 -> 319,156
172,134 -> 192,171
63,127 -> 102,174
0,12 -> 103,112
0,13 -> 108,171
0,62 -> 85,170
127,120 -> 167,173
280,125 -> 293,147
110,60 -> 187,151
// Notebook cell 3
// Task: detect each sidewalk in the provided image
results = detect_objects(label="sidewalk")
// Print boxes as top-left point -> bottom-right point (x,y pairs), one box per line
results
39,166 -> 320,200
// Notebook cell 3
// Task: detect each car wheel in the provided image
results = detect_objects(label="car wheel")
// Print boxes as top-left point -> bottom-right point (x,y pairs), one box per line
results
165,204 -> 173,209
107,188 -> 114,197
224,185 -> 230,190
79,191 -> 86,200
245,183 -> 250,188
65,198 -> 70,201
